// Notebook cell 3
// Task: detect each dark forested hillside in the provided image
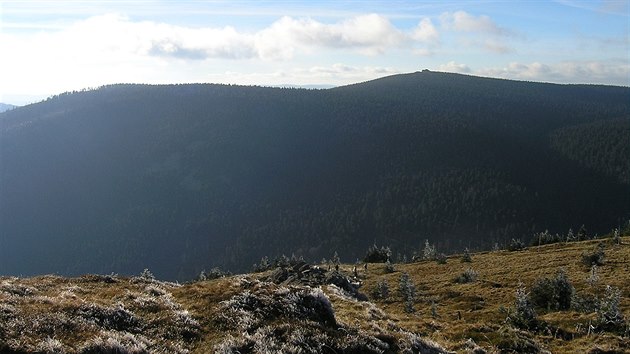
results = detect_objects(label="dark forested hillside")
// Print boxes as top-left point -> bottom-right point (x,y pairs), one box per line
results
1,71 -> 629,280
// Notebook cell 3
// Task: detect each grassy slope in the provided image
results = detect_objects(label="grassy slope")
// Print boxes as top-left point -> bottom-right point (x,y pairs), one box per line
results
354,237 -> 630,353
1,237 -> 628,353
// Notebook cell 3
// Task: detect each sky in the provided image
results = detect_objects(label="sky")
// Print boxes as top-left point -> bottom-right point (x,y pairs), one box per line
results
0,0 -> 628,105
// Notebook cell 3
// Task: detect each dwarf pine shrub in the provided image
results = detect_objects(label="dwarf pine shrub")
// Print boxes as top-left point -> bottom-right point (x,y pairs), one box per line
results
139,268 -> 155,281
532,230 -> 563,246
454,268 -> 478,284
507,238 -> 525,251
530,269 -> 574,311
363,243 -> 391,263
582,242 -> 605,266
435,253 -> 447,264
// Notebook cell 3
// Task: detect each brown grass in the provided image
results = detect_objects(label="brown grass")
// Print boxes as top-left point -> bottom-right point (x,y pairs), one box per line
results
1,237 -> 628,353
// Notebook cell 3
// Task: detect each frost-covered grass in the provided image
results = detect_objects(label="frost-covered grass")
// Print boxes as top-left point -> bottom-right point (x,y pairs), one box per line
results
0,274 -> 197,354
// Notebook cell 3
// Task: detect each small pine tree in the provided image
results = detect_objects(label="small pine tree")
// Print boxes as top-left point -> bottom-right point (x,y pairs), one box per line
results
612,228 -> 621,245
423,239 -> 436,260
140,268 -> 155,281
461,247 -> 472,262
371,279 -> 390,300
587,265 -> 599,286
332,251 -> 340,265
399,272 -> 416,313
597,285 -> 624,327
577,224 -> 588,241
431,301 -> 439,318
384,259 -> 395,273
510,283 -> 537,329
435,253 -> 447,264
566,228 -> 576,242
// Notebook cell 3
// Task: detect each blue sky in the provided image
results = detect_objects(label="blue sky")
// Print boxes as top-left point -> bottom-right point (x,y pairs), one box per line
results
1,0 -> 628,104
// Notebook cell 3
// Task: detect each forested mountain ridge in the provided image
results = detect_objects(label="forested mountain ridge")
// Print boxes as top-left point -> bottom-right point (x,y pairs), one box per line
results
1,71 -> 628,280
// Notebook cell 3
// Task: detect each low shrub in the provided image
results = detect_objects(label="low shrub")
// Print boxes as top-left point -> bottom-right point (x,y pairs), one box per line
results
530,270 -> 574,311
582,243 -> 605,266
508,238 -> 525,251
363,244 -> 391,263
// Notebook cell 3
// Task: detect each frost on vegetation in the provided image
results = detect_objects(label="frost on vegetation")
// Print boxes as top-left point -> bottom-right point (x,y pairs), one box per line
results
454,268 -> 478,284
327,283 -> 359,302
422,239 -> 436,261
0,280 -> 36,296
36,337 -> 66,354
399,272 -> 416,313
507,283 -> 545,331
218,286 -> 336,332
597,285 -> 625,330
586,265 -> 600,286
76,303 -> 142,332
371,279 -> 390,300
400,333 -> 453,354
507,238 -> 525,251
79,331 -> 152,354
215,282 -> 448,354
582,242 -> 605,266
529,269 -> 574,311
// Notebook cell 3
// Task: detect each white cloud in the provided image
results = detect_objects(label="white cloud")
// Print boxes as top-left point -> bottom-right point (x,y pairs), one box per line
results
439,11 -> 513,54
206,64 -> 400,86
440,11 -> 508,35
254,14 -> 407,58
438,61 -> 471,73
411,18 -> 439,43
476,60 -> 630,85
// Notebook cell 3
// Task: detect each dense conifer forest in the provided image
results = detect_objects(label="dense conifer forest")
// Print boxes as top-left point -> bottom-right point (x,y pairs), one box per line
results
1,71 -> 628,280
